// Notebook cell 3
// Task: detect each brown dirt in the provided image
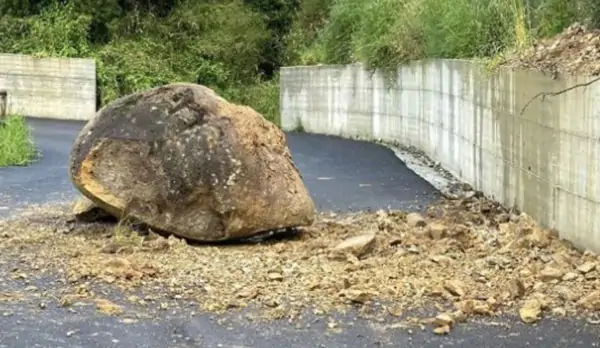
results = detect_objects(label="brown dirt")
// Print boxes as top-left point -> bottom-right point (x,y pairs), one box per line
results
501,23 -> 600,76
1,195 -> 600,333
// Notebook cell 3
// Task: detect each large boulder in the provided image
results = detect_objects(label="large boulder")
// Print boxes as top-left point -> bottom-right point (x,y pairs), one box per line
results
69,83 -> 316,241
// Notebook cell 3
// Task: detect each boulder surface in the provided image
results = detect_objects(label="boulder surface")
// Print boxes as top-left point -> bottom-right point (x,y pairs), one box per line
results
69,83 -> 316,241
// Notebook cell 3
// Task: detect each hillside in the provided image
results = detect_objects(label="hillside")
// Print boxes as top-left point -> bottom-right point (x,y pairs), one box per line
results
1,0 -> 600,123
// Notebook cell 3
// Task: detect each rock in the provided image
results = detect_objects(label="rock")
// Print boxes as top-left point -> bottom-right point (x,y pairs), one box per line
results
433,325 -> 450,335
332,233 -> 376,258
68,83 -> 316,242
539,267 -> 564,281
430,255 -> 453,266
407,245 -> 420,254
556,286 -> 580,302
433,313 -> 454,327
577,290 -> 600,310
451,310 -> 467,323
455,299 -> 491,316
267,272 -> 283,281
562,272 -> 579,281
72,195 -> 115,222
236,287 -> 258,299
340,289 -> 375,304
428,223 -> 447,240
95,299 -> 123,316
508,279 -> 526,299
519,299 -> 542,323
406,213 -> 426,228
527,227 -> 552,248
551,251 -> 573,266
444,279 -> 465,297
577,261 -> 597,274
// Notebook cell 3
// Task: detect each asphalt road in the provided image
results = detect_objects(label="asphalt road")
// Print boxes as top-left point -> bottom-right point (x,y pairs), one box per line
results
0,118 -> 598,348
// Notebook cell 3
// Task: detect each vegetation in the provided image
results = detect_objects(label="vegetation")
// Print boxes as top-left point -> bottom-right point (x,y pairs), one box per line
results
308,0 -> 600,72
0,0 -> 598,125
0,115 -> 37,167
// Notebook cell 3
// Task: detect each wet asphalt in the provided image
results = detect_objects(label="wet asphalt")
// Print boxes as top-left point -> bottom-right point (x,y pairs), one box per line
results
0,118 -> 598,348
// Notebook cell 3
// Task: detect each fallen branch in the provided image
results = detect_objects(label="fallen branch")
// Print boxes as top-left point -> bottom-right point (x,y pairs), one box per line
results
519,76 -> 600,115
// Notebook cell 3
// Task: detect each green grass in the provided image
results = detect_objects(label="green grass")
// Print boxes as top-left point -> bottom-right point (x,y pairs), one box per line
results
0,115 -> 38,167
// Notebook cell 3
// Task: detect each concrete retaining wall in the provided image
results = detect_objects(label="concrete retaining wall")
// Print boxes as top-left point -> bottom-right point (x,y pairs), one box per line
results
280,60 -> 600,253
0,53 -> 96,120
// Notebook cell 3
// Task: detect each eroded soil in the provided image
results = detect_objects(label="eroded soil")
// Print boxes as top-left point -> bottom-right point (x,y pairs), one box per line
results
502,23 -> 600,76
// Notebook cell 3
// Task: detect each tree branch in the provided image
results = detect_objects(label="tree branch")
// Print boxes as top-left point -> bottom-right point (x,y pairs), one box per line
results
519,76 -> 600,115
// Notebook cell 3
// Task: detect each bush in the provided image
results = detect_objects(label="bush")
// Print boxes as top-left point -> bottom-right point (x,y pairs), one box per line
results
351,0 -> 424,70
224,79 -> 281,125
0,0 -> 280,124
419,0 -> 518,58
312,0 -> 591,72
0,115 -> 38,167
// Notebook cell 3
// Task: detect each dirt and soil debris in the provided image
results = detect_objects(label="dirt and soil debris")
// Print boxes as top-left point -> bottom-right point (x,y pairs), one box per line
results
1,194 -> 600,335
502,23 -> 600,76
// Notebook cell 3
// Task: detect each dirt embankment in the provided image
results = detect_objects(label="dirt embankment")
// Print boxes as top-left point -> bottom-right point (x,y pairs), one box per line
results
502,23 -> 600,76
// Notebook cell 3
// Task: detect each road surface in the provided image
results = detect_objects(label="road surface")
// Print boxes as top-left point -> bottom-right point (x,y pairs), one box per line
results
0,118 -> 597,348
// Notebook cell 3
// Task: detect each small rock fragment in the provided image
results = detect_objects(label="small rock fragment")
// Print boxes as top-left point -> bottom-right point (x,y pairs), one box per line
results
433,325 -> 450,335
236,288 -> 259,300
508,279 -> 526,299
66,330 -> 78,337
539,267 -> 564,281
433,313 -> 454,327
59,295 -> 79,307
406,213 -> 426,228
340,289 -> 374,304
562,272 -> 579,281
577,290 -> 600,310
527,227 -> 551,248
455,300 -> 491,316
95,299 -> 123,316
332,233 -> 376,258
267,272 -> 284,281
519,299 -> 542,324
407,245 -> 420,254
556,286 -> 580,302
430,255 -> 453,265
451,310 -> 467,323
444,280 -> 465,297
577,261 -> 597,274
428,223 -> 448,240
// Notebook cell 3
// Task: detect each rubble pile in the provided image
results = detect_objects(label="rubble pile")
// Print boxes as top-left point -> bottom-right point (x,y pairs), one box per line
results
1,193 -> 599,333
502,23 -> 600,76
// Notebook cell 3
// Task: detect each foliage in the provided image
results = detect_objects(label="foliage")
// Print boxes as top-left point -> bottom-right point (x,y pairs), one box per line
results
283,0 -> 332,65
0,115 -> 38,167
297,0 -> 600,72
222,78 -> 281,125
1,0 -> 599,126
244,0 -> 301,76
0,0 -> 280,123
419,0 -> 518,58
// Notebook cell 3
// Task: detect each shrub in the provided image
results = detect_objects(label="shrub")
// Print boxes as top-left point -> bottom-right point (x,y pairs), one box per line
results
0,115 -> 38,167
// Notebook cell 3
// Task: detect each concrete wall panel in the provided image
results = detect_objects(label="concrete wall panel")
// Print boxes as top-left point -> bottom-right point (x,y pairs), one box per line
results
0,53 -> 96,120
281,60 -> 600,253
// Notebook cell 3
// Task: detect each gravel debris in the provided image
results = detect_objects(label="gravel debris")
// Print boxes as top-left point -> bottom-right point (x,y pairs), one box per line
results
1,194 -> 600,334
502,23 -> 600,76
